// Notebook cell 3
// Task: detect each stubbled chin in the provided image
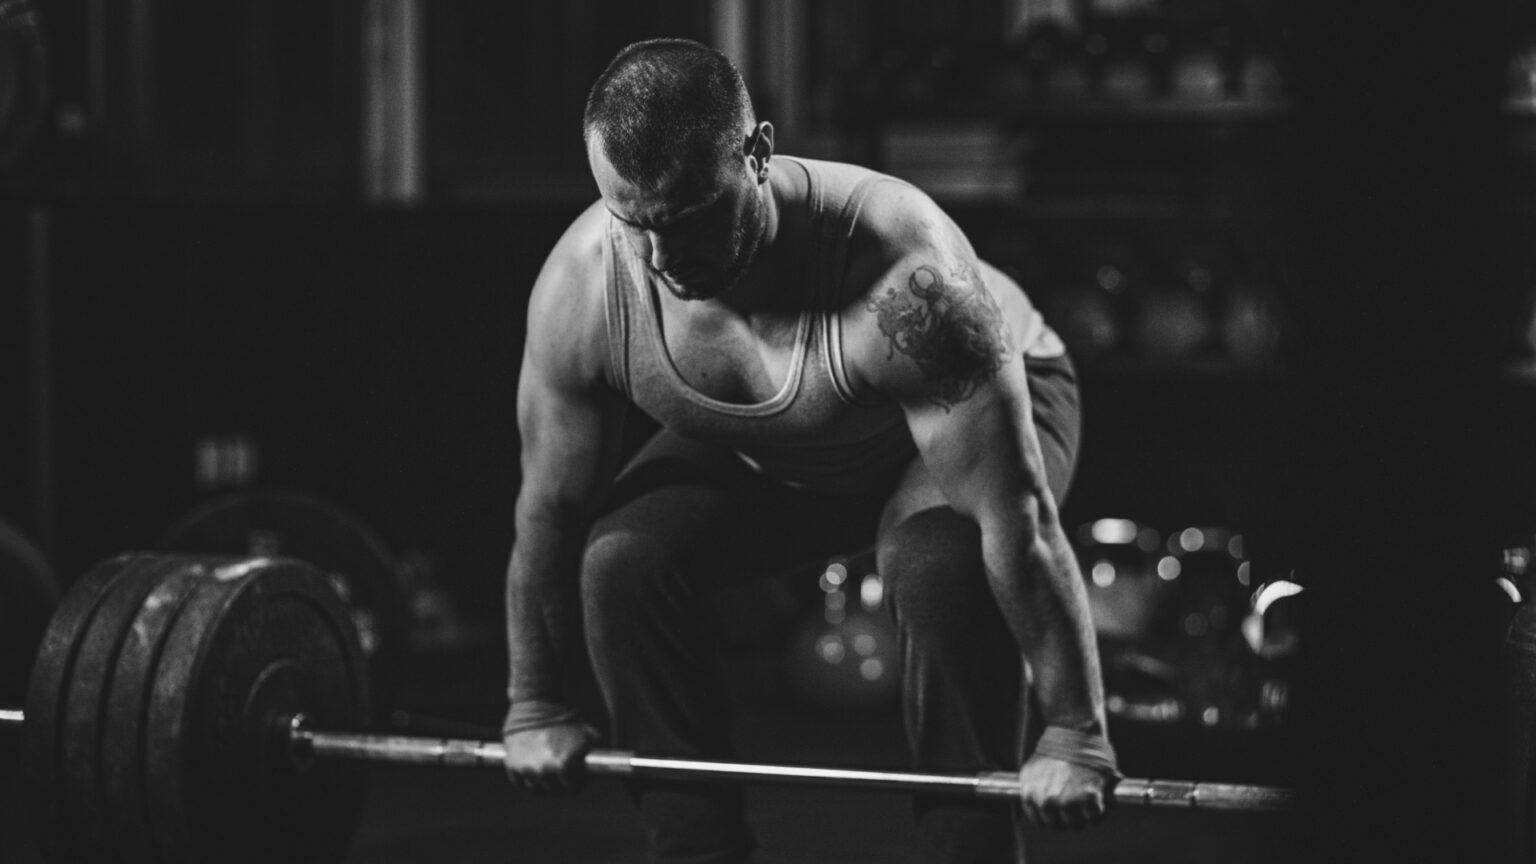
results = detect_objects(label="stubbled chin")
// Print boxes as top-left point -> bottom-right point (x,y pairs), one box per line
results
657,243 -> 757,302
662,278 -> 721,302
660,270 -> 739,302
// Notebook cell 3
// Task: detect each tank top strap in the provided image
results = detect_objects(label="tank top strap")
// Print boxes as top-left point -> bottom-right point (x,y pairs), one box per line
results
802,159 -> 903,407
601,216 -> 636,400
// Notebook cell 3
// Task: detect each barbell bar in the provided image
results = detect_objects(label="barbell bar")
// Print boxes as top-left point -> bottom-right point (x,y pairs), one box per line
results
0,706 -> 1294,813
285,715 -> 1297,812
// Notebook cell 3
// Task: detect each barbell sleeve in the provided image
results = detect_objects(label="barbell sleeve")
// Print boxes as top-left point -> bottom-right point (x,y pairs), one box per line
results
1104,777 -> 1296,812
0,708 -> 22,726
287,718 -> 1295,813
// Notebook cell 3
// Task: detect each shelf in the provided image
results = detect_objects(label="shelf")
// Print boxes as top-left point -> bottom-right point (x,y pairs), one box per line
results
999,96 -> 1536,126
1077,357 -> 1534,388
1078,356 -> 1288,383
1004,194 -> 1253,220
1007,97 -> 1291,126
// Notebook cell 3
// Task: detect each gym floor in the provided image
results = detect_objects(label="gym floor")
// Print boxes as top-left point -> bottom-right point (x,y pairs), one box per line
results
1,637 -> 1296,864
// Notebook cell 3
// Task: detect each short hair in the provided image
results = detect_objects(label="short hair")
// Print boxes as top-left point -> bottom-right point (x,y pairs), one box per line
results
583,38 -> 754,189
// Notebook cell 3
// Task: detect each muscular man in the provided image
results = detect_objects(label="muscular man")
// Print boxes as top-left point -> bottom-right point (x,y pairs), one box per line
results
502,37 -> 1118,864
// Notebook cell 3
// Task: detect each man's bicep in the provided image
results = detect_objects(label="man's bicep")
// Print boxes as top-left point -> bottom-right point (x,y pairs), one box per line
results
903,360 -> 1049,526
857,227 -> 1016,403
515,201 -> 619,514
515,347 -> 622,518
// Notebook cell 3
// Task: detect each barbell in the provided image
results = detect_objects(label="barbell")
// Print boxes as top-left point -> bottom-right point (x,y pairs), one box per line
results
1,552 -> 1294,863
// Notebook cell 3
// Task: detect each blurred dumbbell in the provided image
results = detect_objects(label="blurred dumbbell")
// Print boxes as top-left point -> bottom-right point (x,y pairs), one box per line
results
1496,544 -> 1536,858
1240,51 -> 1284,101
1241,576 -> 1304,662
1101,645 -> 1186,725
1507,42 -> 1536,109
1165,526 -> 1249,648
1503,540 -> 1532,606
1055,243 -> 1142,360
1074,517 -> 1173,642
1240,556 -> 1521,664
1171,48 -> 1226,101
1053,283 -> 1122,360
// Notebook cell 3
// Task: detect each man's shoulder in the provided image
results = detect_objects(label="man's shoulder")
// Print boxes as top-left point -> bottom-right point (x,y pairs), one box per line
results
527,201 -> 610,315
831,176 -> 1033,398
541,199 -> 610,284
854,175 -> 948,246
523,200 -> 614,378
838,174 -> 956,301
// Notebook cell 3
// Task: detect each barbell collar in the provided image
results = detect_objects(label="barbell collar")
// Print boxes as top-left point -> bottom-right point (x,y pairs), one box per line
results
0,708 -> 22,726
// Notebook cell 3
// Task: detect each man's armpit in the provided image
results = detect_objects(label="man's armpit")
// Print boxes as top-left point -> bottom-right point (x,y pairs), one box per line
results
865,261 -> 1013,412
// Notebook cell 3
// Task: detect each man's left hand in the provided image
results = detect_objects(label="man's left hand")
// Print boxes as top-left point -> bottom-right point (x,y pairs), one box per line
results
1016,754 -> 1110,830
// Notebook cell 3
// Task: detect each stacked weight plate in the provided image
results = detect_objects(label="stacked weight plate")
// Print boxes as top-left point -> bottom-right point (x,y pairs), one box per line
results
23,553 -> 371,863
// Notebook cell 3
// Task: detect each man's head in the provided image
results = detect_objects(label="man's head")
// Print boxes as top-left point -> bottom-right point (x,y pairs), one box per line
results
584,38 -> 754,190
584,38 -> 773,301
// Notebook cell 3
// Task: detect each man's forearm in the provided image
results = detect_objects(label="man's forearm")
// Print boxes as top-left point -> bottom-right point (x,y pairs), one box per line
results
505,503 -> 588,708
980,522 -> 1107,732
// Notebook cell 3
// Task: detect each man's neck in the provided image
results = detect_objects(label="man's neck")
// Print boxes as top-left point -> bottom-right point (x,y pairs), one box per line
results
714,163 -> 802,315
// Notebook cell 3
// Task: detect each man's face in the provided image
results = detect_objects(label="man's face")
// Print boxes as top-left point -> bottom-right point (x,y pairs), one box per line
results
589,138 -> 765,302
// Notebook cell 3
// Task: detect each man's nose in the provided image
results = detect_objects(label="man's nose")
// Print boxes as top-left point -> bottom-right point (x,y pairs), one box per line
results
647,231 -> 682,273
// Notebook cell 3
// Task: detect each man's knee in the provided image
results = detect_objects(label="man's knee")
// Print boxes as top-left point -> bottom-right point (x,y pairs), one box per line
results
879,507 -> 988,624
581,530 -> 694,620
877,506 -> 1022,708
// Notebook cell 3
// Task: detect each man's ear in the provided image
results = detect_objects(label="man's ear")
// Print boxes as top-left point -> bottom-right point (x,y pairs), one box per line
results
746,121 -> 775,181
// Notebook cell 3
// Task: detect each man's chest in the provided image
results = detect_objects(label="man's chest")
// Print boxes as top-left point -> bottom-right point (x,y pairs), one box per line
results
654,299 -> 805,406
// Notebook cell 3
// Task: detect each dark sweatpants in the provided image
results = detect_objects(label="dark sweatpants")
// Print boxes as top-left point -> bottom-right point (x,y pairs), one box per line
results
581,354 -> 1081,864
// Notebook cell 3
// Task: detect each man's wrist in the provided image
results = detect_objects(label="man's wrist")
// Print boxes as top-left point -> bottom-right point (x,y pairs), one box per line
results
502,698 -> 579,736
1033,725 -> 1122,780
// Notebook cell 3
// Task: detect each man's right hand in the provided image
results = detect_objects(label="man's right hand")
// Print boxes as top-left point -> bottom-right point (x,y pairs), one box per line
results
502,721 -> 601,795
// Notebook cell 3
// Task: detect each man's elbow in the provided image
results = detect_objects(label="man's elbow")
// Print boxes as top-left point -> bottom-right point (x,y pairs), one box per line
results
976,491 -> 1050,563
988,478 -> 1056,529
515,491 -> 591,536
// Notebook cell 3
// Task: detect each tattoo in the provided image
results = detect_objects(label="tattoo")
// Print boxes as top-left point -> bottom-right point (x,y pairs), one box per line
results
865,262 -> 1012,411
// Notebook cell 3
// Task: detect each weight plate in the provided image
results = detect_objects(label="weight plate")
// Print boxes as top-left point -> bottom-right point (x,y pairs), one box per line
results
22,553 -> 163,862
59,556 -> 186,862
157,489 -> 407,709
146,556 -> 370,863
100,559 -> 209,862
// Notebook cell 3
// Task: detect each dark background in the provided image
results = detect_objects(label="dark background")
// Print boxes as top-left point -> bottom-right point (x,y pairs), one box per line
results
5,1 -> 1536,861
2,0 -> 1325,604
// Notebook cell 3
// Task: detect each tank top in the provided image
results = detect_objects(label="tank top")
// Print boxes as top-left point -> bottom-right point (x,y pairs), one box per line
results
602,156 -> 1044,497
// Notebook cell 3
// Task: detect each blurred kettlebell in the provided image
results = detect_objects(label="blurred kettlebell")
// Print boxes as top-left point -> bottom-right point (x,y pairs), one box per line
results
785,555 -> 900,713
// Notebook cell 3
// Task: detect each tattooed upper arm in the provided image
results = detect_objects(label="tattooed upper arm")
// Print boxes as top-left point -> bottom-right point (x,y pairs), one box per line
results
864,252 -> 1015,412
